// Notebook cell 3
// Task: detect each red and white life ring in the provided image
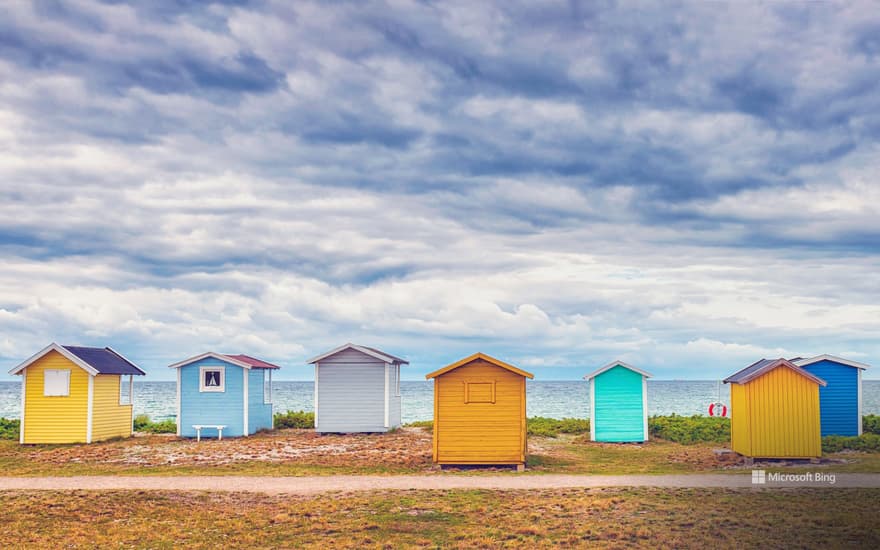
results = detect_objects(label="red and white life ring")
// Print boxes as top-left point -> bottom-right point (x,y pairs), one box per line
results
708,402 -> 727,417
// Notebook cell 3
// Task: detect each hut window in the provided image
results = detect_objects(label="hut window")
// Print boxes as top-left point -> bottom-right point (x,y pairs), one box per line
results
199,366 -> 225,392
263,369 -> 272,404
43,369 -> 71,397
464,381 -> 496,404
395,364 -> 401,396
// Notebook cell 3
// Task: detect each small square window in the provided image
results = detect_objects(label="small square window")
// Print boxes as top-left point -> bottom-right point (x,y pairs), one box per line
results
199,366 -> 225,392
44,369 -> 71,397
465,381 -> 495,404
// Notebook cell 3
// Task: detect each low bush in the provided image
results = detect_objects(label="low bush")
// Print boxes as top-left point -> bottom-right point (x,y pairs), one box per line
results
527,417 -> 590,438
648,414 -> 730,444
863,415 -> 880,436
0,417 -> 20,440
403,420 -> 434,431
133,415 -> 176,434
822,433 -> 880,453
274,410 -> 315,429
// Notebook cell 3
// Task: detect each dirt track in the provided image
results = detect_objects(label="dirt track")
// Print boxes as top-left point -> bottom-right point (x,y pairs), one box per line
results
1,473 -> 878,494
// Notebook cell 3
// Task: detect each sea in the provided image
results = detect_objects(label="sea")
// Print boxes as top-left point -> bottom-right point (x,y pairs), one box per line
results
1,380 -> 879,423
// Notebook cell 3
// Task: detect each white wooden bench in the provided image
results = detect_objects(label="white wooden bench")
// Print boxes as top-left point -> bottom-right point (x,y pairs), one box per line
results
192,424 -> 226,441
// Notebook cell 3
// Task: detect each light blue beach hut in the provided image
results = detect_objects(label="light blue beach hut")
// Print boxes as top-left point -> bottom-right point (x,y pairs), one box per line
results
307,343 -> 408,433
168,352 -> 281,439
584,360 -> 651,443
793,355 -> 869,436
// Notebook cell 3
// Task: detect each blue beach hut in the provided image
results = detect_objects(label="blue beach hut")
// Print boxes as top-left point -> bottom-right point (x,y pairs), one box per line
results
584,360 -> 652,443
793,355 -> 869,436
169,352 -> 281,439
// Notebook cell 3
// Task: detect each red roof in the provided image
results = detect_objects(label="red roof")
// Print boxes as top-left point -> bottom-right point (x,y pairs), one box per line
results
225,354 -> 282,369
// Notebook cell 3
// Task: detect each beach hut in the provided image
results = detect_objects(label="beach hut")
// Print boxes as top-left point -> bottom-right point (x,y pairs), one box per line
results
168,352 -> 281,439
584,360 -> 651,443
724,358 -> 826,459
307,343 -> 409,433
426,352 -> 533,470
793,355 -> 869,436
9,343 -> 146,444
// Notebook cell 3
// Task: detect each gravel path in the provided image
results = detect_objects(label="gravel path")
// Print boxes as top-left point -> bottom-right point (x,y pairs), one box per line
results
1,473 -> 878,494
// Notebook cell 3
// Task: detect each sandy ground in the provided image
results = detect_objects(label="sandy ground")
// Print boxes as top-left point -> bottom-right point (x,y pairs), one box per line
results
0,473 -> 878,493
18,428 -> 435,469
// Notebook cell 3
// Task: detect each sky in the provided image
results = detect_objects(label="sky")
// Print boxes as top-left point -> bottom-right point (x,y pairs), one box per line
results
1,0 -> 879,381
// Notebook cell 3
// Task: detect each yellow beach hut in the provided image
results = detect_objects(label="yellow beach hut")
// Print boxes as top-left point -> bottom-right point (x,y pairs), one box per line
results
723,358 -> 826,459
426,352 -> 534,470
9,343 -> 146,444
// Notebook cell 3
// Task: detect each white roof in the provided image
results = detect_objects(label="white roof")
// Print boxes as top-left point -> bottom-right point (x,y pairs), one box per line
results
793,354 -> 870,370
583,360 -> 652,380
167,352 -> 254,370
307,343 -> 408,364
9,342 -> 100,376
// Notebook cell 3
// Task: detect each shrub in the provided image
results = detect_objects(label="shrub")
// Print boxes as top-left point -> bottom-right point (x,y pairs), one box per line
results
863,415 -> 880,436
274,410 -> 315,429
527,417 -> 590,438
648,414 -> 730,444
0,417 -> 20,440
823,433 -> 880,453
133,415 -> 177,434
404,420 -> 434,431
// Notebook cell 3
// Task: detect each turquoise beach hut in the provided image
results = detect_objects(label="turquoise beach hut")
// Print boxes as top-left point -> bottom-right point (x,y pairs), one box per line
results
585,360 -> 651,443
168,352 -> 281,439
793,355 -> 869,436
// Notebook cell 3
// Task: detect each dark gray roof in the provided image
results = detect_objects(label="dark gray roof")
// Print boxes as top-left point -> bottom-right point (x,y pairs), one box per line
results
63,346 -> 146,376
724,358 -> 826,386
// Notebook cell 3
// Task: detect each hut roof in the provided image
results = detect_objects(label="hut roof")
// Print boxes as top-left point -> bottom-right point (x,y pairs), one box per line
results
306,343 -> 409,365
724,358 -> 827,386
167,352 -> 281,370
793,354 -> 870,370
224,354 -> 282,369
425,352 -> 534,380
583,360 -> 652,380
9,343 -> 145,376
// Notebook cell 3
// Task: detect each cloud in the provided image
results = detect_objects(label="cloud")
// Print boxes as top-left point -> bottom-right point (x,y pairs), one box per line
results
0,0 -> 879,379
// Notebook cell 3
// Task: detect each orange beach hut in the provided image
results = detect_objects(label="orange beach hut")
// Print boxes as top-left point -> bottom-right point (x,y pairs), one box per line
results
724,358 -> 826,459
426,353 -> 533,470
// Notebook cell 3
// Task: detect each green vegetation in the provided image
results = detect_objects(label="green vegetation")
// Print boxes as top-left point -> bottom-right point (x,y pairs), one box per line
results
273,410 -> 315,429
648,414 -> 730,444
403,420 -> 434,431
405,417 -> 592,437
1,488 -> 878,548
527,417 -> 591,437
0,418 -> 20,440
864,415 -> 880,435
822,433 -> 880,453
132,415 -> 176,434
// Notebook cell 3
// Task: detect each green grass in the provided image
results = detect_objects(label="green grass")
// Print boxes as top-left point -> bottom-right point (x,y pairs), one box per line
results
823,433 -> 880,453
527,416 -> 591,437
648,414 -> 730,444
407,417 -> 591,437
0,488 -> 877,548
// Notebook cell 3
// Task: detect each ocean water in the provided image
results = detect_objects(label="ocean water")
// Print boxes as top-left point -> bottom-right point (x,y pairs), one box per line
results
2,380 -> 879,423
